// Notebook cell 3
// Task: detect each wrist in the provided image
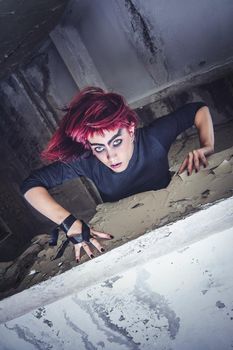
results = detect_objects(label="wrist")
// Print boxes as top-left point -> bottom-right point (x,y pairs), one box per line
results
59,214 -> 78,233
59,215 -> 90,243
57,210 -> 73,225
201,145 -> 214,155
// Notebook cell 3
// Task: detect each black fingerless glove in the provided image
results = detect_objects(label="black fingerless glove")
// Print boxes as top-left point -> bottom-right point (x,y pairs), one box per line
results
59,214 -> 91,243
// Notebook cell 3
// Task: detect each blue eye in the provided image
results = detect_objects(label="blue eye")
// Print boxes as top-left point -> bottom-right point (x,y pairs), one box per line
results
113,139 -> 122,147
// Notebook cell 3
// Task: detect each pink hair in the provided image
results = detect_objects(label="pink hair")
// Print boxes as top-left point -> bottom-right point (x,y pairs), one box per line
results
41,87 -> 138,162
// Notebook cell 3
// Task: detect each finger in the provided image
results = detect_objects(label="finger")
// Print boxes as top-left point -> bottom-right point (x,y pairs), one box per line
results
187,152 -> 194,175
91,229 -> 114,240
74,243 -> 82,263
89,237 -> 105,253
193,150 -> 200,172
81,241 -> 95,259
199,153 -> 208,168
178,158 -> 188,174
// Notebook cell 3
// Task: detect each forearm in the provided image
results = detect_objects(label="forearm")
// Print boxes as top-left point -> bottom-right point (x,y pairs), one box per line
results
194,106 -> 214,154
24,187 -> 81,229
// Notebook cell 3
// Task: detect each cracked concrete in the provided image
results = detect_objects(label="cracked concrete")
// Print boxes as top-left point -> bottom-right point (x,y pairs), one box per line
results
0,197 -> 233,349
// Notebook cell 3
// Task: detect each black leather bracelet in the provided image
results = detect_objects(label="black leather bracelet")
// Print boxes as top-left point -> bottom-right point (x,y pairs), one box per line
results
59,214 -> 77,233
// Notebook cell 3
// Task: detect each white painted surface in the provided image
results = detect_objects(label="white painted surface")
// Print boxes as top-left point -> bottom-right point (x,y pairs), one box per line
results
0,197 -> 233,349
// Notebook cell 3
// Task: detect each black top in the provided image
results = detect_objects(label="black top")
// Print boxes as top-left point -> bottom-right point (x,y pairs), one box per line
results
21,102 -> 207,202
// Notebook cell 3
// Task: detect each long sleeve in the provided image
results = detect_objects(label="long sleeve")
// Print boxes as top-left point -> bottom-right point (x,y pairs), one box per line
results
147,102 -> 207,152
20,160 -> 85,195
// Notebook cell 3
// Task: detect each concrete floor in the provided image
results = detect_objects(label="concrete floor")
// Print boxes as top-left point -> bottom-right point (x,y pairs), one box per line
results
0,196 -> 233,350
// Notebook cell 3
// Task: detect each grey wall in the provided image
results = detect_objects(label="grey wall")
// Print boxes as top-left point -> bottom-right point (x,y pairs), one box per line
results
51,0 -> 233,101
0,40 -> 78,259
137,0 -> 233,78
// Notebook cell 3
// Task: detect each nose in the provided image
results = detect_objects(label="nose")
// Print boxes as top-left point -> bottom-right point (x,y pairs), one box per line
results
106,148 -> 117,162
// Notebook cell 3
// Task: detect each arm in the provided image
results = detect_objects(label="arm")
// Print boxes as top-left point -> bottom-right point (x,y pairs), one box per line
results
22,161 -> 82,238
24,186 -> 82,229
178,106 -> 214,175
22,160 -> 113,260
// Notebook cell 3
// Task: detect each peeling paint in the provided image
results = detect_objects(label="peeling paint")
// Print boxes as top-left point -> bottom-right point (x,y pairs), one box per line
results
101,276 -> 122,288
64,312 -> 97,350
134,269 -> 180,340
0,199 -> 233,348
4,324 -> 53,350
33,307 -> 46,319
43,319 -> 53,328
216,301 -> 226,309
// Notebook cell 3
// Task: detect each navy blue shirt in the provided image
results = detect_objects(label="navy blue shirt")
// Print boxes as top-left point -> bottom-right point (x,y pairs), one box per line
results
21,102 -> 206,202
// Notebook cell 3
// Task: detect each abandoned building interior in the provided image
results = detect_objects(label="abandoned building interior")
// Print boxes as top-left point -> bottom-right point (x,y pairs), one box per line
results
0,1 -> 233,349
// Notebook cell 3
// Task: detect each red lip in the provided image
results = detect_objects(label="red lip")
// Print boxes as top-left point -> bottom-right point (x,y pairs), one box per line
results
110,162 -> 122,169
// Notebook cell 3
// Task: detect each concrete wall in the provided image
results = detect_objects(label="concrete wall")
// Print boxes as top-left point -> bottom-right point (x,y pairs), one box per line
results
0,0 -> 68,79
52,0 -> 233,101
0,40 -> 78,259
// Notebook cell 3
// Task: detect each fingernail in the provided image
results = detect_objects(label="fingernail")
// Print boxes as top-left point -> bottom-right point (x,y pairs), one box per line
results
76,259 -> 79,263
90,254 -> 94,259
109,235 -> 114,239
100,248 -> 105,252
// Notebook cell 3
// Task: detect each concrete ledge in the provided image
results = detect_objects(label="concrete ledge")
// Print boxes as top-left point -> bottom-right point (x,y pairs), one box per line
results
0,195 -> 232,326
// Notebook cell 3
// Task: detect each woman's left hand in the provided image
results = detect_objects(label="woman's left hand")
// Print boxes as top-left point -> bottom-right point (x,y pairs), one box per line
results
178,146 -> 213,176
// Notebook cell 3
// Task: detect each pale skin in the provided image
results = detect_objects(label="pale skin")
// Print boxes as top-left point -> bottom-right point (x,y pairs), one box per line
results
24,106 -> 214,262
178,106 -> 214,175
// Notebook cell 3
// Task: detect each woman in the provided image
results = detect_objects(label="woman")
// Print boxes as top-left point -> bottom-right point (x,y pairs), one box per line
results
21,87 -> 214,262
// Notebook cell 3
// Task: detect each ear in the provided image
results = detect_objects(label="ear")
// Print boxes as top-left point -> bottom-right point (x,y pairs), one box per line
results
127,122 -> 135,136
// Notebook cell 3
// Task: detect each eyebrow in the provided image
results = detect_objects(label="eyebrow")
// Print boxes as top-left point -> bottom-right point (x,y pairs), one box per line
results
89,129 -> 122,146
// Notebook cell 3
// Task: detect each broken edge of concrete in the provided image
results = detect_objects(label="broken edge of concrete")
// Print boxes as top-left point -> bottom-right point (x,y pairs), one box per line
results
0,184 -> 232,324
90,147 -> 233,240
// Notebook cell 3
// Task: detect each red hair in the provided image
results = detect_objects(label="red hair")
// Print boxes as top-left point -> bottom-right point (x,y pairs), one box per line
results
41,87 -> 138,162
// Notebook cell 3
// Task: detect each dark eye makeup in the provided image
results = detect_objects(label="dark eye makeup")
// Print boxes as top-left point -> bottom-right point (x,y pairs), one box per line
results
113,139 -> 122,147
94,146 -> 105,153
94,138 -> 122,153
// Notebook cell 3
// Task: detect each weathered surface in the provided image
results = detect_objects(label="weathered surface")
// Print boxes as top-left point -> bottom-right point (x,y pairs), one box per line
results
90,147 -> 233,238
0,197 -> 233,349
0,0 -> 68,79
51,0 -> 233,101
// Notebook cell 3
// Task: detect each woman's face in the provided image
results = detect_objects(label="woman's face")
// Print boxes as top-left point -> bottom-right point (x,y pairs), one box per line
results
87,125 -> 135,172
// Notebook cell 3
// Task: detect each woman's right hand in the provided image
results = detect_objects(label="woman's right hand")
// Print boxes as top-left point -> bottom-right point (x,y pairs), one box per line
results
66,220 -> 114,263
24,188 -> 113,262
